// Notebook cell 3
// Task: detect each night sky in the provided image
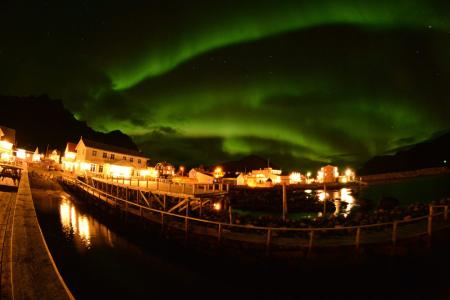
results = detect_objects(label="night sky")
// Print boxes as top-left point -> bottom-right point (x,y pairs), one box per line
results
1,1 -> 449,169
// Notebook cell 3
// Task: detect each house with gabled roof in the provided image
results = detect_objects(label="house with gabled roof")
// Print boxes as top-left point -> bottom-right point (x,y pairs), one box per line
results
67,137 -> 150,177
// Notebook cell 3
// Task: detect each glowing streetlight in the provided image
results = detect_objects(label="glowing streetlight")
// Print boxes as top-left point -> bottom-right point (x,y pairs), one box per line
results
345,168 -> 352,177
214,167 -> 224,178
179,166 -> 185,176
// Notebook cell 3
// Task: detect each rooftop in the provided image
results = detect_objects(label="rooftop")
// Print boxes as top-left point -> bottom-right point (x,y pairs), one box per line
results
80,138 -> 149,159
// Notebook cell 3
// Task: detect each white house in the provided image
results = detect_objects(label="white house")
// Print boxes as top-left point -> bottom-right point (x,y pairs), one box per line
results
188,168 -> 215,184
61,142 -> 77,172
70,137 -> 149,178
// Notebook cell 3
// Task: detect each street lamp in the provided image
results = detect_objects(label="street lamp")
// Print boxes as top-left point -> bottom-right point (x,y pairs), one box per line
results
180,166 -> 185,177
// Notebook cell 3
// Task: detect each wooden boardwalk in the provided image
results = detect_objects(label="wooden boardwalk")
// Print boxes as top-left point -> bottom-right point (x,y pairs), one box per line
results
62,177 -> 450,256
92,176 -> 228,199
0,167 -> 74,299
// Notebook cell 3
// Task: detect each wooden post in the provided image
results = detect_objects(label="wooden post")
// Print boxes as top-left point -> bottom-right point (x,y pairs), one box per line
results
392,221 -> 398,245
282,184 -> 287,222
217,223 -> 222,243
123,177 -> 125,184
192,184 -> 195,194
137,177 -> 140,188
427,206 -> 433,236
445,205 -> 448,221
185,199 -> 190,241
204,185 -> 207,192
226,184 -> 229,192
228,205 -> 232,224
308,230 -> 314,255
265,228 -> 272,256
146,178 -> 149,188
323,183 -> 327,215
182,183 -> 186,194
355,227 -> 361,251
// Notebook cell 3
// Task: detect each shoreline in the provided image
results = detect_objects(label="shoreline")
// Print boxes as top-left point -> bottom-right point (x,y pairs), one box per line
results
361,167 -> 450,184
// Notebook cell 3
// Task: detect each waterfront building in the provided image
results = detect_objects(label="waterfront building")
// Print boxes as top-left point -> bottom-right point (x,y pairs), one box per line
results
317,165 -> 339,183
69,137 -> 149,178
338,168 -> 356,183
188,168 -> 215,184
237,167 -> 283,187
155,162 -> 175,178
32,147 -> 42,162
48,149 -> 61,164
0,125 -> 15,162
61,142 -> 77,172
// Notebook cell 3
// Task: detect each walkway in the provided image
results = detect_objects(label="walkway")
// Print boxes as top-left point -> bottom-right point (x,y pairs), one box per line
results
0,166 -> 74,299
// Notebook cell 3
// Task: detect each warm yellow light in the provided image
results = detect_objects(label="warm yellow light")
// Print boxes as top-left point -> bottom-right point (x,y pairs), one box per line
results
32,154 -> 41,162
317,171 -> 324,179
80,162 -> 91,171
140,169 -> 150,176
213,202 -> 221,210
307,172 -> 311,177
108,164 -> 132,178
16,149 -> 26,159
345,168 -> 352,177
65,152 -> 76,160
289,172 -> 301,184
1,152 -> 11,161
214,167 -> 224,178
319,191 -> 328,201
0,140 -> 13,150
180,166 -> 184,171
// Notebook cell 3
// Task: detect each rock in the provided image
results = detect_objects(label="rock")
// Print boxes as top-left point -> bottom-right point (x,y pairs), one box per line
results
378,196 -> 399,210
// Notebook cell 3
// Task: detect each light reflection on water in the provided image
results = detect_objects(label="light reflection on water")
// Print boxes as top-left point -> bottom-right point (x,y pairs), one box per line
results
317,187 -> 355,216
59,198 -> 92,248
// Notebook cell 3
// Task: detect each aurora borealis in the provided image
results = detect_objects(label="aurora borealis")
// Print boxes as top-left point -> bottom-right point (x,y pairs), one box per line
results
1,0 -> 450,169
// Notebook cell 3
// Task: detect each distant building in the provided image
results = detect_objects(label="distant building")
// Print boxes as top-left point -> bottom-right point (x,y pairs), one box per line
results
0,125 -> 16,162
237,167 -> 282,187
318,165 -> 339,183
188,168 -> 215,184
155,162 -> 175,178
61,142 -> 77,172
66,137 -> 149,177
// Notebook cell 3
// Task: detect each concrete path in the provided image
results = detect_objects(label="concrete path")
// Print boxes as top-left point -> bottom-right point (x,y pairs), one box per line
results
0,168 -> 74,299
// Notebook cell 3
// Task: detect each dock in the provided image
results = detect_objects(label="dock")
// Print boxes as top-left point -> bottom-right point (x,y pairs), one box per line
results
60,175 -> 450,257
0,165 -> 74,299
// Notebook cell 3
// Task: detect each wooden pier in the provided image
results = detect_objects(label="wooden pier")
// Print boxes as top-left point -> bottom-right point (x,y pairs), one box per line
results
60,175 -> 450,257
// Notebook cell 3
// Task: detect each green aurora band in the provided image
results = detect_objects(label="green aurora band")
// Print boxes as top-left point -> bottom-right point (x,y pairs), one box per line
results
107,1 -> 450,90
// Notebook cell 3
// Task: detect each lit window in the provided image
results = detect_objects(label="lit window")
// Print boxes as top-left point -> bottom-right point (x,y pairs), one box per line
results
99,165 -> 103,173
130,157 -> 134,162
103,152 -> 107,158
90,164 -> 96,172
92,150 -> 97,156
138,159 -> 141,164
110,153 -> 115,159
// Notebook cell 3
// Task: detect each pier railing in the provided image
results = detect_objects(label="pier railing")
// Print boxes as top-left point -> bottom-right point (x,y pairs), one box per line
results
61,176 -> 450,255
90,175 -> 229,196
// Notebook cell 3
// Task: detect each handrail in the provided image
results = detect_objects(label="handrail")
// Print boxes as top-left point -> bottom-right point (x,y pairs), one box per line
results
63,176 -> 448,233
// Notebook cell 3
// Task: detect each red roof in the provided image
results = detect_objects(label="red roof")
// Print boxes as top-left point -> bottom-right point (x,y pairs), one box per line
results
66,142 -> 77,153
